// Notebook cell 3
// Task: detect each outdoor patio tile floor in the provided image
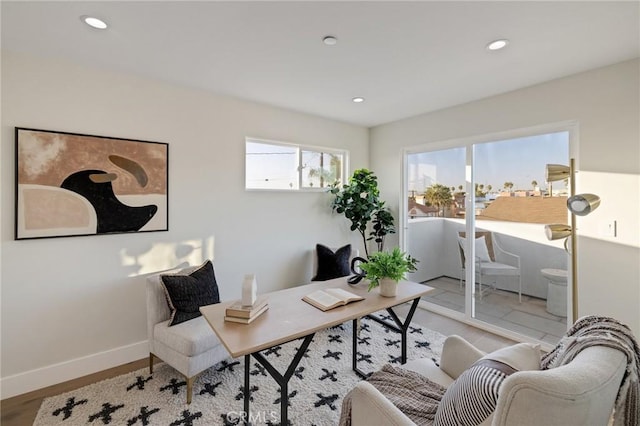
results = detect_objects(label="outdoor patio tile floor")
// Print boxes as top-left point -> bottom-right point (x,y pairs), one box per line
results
421,276 -> 567,344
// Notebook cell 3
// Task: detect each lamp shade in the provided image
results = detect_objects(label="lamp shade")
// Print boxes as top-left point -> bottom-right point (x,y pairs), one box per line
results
545,224 -> 572,240
545,164 -> 571,182
567,193 -> 601,216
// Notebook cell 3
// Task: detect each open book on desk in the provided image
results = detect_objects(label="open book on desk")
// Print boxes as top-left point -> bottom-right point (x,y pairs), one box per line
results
302,288 -> 364,312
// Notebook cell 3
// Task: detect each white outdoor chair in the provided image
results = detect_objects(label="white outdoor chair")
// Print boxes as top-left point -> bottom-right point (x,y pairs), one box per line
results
457,231 -> 522,302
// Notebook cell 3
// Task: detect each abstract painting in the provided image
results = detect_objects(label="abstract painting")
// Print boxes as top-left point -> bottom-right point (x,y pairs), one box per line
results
15,128 -> 168,240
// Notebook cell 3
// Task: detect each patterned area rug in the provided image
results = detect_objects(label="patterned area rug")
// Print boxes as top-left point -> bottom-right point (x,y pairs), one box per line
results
35,312 -> 446,426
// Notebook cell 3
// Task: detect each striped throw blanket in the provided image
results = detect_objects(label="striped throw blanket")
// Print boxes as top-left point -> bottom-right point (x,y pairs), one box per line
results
541,315 -> 640,426
339,364 -> 446,426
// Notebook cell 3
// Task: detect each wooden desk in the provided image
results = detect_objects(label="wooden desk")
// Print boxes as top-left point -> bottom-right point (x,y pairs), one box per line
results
200,277 -> 433,425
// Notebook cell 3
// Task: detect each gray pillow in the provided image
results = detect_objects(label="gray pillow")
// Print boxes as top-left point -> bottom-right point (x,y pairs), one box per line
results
160,260 -> 220,326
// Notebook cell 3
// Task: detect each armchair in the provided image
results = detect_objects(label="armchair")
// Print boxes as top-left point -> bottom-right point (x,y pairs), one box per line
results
348,335 -> 626,426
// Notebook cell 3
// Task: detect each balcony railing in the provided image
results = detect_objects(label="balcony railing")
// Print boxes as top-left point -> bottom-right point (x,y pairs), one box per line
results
407,217 -> 568,300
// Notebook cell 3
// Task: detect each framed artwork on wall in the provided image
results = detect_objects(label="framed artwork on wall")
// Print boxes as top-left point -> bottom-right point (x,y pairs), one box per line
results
15,127 -> 169,240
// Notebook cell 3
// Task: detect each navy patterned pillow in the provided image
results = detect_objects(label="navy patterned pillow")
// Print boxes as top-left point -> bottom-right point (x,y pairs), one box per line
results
312,244 -> 351,281
434,343 -> 540,426
160,260 -> 220,326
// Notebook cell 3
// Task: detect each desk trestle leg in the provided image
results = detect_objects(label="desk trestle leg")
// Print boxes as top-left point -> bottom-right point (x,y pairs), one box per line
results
352,297 -> 421,377
243,354 -> 250,425
244,333 -> 315,426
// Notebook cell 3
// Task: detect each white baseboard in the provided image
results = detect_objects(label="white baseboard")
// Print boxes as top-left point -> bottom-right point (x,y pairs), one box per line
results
0,340 -> 148,400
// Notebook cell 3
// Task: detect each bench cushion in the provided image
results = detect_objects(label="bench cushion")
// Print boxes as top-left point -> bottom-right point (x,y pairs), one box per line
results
153,316 -> 222,357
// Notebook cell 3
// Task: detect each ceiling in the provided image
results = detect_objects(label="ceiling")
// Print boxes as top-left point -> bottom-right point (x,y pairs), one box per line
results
2,1 -> 639,128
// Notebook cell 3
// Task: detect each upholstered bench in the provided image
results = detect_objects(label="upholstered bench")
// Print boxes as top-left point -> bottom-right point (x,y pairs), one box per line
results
146,262 -> 229,404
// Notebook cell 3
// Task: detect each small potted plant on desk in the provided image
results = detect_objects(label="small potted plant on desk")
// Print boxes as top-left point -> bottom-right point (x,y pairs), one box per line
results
358,247 -> 418,297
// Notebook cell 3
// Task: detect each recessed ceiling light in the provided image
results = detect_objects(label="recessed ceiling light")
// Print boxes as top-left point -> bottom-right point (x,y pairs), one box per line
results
487,39 -> 509,51
81,15 -> 108,30
323,36 -> 338,46
352,97 -> 365,103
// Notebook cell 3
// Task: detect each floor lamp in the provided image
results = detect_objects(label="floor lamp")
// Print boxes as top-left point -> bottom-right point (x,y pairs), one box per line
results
544,158 -> 601,322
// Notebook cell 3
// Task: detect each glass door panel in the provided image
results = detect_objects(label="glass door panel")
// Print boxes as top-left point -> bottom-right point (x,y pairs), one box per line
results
406,147 -> 467,314
472,132 -> 569,345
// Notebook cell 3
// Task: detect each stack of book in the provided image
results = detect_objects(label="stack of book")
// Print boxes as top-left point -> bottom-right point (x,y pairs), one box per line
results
224,295 -> 269,324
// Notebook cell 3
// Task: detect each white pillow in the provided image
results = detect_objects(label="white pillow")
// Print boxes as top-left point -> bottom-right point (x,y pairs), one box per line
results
457,235 -> 492,262
480,342 -> 541,370
434,343 -> 541,426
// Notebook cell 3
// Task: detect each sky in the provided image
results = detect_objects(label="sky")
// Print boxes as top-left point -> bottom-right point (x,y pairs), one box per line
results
408,131 -> 569,192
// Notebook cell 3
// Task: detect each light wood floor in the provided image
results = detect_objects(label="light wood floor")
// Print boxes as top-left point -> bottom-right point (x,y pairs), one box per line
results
1,307 -> 515,426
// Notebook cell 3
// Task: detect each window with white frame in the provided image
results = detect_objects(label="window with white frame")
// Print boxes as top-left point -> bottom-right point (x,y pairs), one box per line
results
245,138 -> 347,190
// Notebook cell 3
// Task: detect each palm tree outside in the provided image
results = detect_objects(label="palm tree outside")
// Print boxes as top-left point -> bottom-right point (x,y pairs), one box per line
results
424,184 -> 453,217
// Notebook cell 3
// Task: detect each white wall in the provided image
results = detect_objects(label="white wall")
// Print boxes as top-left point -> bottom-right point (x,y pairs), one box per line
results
0,51 -> 369,397
371,59 -> 640,337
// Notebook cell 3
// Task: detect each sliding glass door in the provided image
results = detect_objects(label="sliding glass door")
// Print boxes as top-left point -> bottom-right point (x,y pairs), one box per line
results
403,126 -> 571,344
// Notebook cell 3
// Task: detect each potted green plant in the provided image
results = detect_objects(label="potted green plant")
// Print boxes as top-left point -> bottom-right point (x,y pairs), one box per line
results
329,169 -> 395,259
358,247 -> 418,297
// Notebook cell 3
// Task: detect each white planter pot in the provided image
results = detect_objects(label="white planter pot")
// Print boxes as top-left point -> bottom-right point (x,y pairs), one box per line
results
379,278 -> 398,297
